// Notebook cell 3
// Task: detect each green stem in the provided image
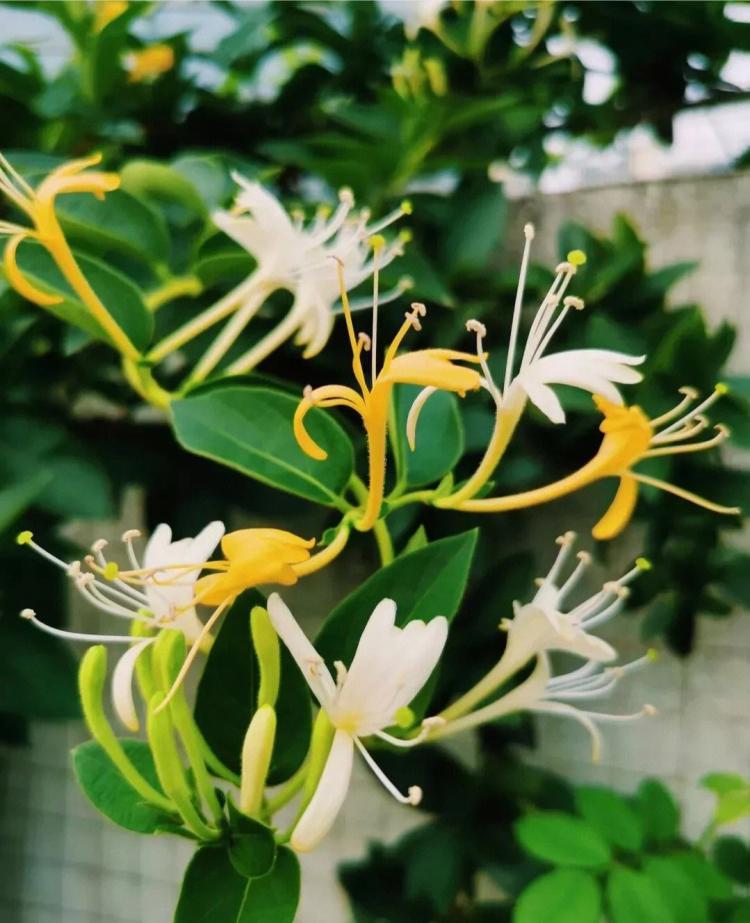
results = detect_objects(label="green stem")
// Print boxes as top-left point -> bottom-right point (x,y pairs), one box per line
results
145,275 -> 203,312
265,762 -> 308,818
122,358 -> 173,410
387,488 -> 438,511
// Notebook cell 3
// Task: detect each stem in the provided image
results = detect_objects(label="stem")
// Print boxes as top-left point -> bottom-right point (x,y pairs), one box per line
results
145,275 -> 203,312
265,762 -> 308,817
147,274 -> 267,363
122,358 -> 173,410
293,524 -> 351,577
223,303 -> 303,375
387,488 -> 437,511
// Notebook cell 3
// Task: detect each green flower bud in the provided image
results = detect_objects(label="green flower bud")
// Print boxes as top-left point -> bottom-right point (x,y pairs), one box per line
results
240,704 -> 277,817
251,606 -> 281,708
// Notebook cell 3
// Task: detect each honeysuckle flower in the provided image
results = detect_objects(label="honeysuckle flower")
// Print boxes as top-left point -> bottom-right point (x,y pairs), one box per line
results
18,523 -> 316,729
421,224 -> 644,508
451,385 -> 740,538
191,175 -> 411,379
378,0 -> 448,39
441,532 -> 648,722
433,650 -> 657,764
126,45 -> 175,83
294,262 -> 482,530
0,152 -> 139,359
267,593 -> 448,852
93,0 -> 127,31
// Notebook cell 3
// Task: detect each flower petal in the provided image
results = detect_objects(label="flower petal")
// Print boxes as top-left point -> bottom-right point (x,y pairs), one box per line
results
111,638 -> 154,732
592,475 -> 639,541
291,730 -> 354,852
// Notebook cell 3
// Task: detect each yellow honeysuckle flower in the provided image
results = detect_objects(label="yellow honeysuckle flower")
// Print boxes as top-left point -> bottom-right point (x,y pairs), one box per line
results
294,260 -> 482,531
0,152 -> 140,359
93,0 -> 128,32
126,44 -> 175,83
451,385 -> 739,539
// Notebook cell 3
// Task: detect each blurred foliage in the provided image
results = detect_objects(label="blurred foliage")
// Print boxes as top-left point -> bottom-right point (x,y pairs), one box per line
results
341,758 -> 750,922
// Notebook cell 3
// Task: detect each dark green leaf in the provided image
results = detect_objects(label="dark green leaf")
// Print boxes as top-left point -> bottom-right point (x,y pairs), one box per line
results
714,836 -> 750,885
172,386 -> 355,508
643,856 -> 708,923
72,740 -> 173,834
227,800 -> 277,879
237,847 -> 300,922
174,847 -> 247,923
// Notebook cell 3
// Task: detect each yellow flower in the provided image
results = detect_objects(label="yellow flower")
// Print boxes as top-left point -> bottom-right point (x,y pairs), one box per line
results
453,386 -> 739,539
126,44 -> 175,83
93,0 -> 128,32
194,529 -> 316,605
294,260 -> 482,531
0,153 -> 139,359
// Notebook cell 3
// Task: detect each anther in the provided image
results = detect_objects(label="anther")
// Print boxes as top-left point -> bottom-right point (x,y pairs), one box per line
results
716,382 -> 729,396
563,296 -> 585,311
524,222 -> 535,240
369,234 -> 386,252
77,573 -> 95,588
407,785 -> 423,806
534,577 -> 545,587
16,530 -> 33,546
303,385 -> 314,400
400,199 -> 413,215
121,529 -> 141,542
577,550 -> 592,564
646,648 -> 660,663
398,276 -> 414,291
679,386 -> 699,399
567,250 -> 587,267
357,331 -> 372,351
411,302 -> 427,318
555,261 -> 574,274
398,229 -> 413,244
636,557 -> 652,571
67,561 -> 81,578
643,704 -> 658,717
20,608 -> 35,620
339,187 -> 354,205
556,530 -> 576,546
91,538 -> 108,553
466,319 -> 487,336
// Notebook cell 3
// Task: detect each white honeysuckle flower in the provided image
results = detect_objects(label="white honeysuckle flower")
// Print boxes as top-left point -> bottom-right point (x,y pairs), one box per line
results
267,593 -> 448,852
436,650 -> 657,763
440,532 -> 650,723
378,0 -> 448,39
18,522 -> 224,731
212,174 -> 411,367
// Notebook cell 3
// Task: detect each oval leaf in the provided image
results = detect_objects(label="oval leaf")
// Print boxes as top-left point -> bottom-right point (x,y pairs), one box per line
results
12,238 -> 153,352
237,847 -> 300,923
171,385 -> 355,508
72,740 -> 173,834
643,856 -> 708,923
515,812 -> 611,869
607,866 -> 674,923
575,786 -> 643,852
227,800 -> 277,879
514,869 -> 601,923
393,384 -> 464,488
175,847 -> 247,923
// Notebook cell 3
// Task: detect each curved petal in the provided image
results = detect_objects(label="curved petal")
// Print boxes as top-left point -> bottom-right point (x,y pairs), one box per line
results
384,350 -> 482,394
266,593 -> 336,707
291,730 -> 354,852
521,377 -> 566,423
187,521 -> 225,563
4,234 -> 63,307
111,638 -> 154,731
336,599 -> 398,716
592,475 -> 639,541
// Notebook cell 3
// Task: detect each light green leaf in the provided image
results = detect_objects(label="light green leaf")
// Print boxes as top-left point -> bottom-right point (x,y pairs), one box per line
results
72,740 -> 174,834
514,869 -> 601,923
120,160 -> 208,220
643,856 -> 708,923
575,786 -> 643,852
171,385 -> 355,508
237,847 -> 300,923
11,238 -> 153,352
635,780 -> 680,845
606,866 -> 674,923
392,385 -> 464,488
515,812 -> 611,869
174,847 -> 248,923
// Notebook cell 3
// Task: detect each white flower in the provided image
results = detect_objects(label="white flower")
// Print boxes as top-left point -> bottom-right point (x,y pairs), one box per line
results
469,224 -> 645,424
378,0 -> 448,39
18,522 -> 224,731
436,650 -> 657,763
267,593 -> 448,852
212,175 -> 410,368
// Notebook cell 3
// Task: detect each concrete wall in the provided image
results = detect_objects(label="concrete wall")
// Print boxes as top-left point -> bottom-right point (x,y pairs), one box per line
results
1,171 -> 748,922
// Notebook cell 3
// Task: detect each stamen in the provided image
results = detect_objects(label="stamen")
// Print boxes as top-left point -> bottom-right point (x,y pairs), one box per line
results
650,386 -> 699,427
369,235 -> 385,386
631,471 -> 740,516
651,415 -> 709,445
406,386 -> 437,451
20,608 -> 137,644
504,223 -> 534,393
545,531 -> 576,585
353,737 -> 422,805
645,425 -> 729,458
334,660 -> 348,690
466,319 -> 500,403
557,550 -> 592,601
657,383 -> 728,438
375,716 -> 446,748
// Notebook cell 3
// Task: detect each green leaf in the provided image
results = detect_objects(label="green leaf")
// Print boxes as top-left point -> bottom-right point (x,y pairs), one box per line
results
671,851 -> 733,901
392,385 -> 464,488
575,786 -> 643,852
702,773 -> 750,827
402,824 -> 466,915
120,160 -> 208,220
194,593 -> 311,782
606,866 -> 674,923
226,800 -> 277,879
634,780 -> 680,845
171,386 -> 355,508
643,856 -> 708,923
11,239 -> 153,352
514,869 -> 601,923
237,847 -> 301,923
315,531 -> 478,716
515,812 -> 611,869
714,836 -> 750,885
442,180 -> 506,275
72,740 -> 173,834
174,847 -> 248,923
56,189 -> 170,265
0,471 -> 51,530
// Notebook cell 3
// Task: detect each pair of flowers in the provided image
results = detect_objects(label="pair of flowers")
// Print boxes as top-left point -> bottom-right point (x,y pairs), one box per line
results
21,521 -> 653,852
